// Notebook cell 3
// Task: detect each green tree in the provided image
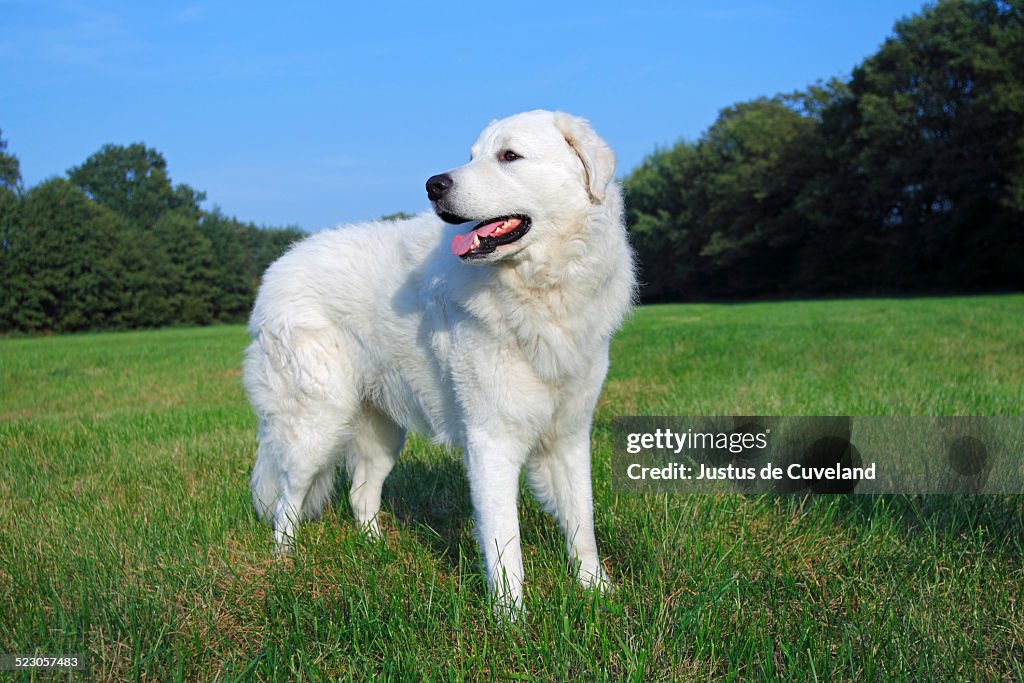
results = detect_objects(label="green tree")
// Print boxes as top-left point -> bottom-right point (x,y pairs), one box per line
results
693,98 -> 823,296
68,143 -> 205,229
196,209 -> 304,323
6,179 -> 144,332
0,130 -> 24,329
625,98 -> 823,299
1,131 -> 307,332
823,0 -> 1024,288
624,141 -> 703,301
199,209 -> 263,322
250,224 -> 305,281
624,0 -> 1024,300
146,211 -> 219,326
0,129 -> 21,191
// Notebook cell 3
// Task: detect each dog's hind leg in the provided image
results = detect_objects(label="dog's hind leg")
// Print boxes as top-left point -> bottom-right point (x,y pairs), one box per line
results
345,407 -> 404,537
268,408 -> 350,554
245,326 -> 358,554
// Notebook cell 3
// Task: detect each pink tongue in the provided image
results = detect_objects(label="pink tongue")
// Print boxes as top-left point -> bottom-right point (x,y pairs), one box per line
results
475,219 -> 503,237
450,219 -> 504,257
451,232 -> 479,257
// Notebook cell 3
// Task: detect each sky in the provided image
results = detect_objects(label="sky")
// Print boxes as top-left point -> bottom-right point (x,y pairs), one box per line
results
2,0 -> 929,232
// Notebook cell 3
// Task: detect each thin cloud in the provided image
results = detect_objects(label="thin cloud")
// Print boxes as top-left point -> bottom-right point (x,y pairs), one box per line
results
3,4 -> 151,70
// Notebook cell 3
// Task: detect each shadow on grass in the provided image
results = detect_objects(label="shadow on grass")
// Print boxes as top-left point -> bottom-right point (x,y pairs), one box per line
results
380,455 -> 474,568
769,492 -> 1024,550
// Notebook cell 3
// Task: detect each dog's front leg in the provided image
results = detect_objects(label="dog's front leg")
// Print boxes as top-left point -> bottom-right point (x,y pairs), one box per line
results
464,434 -> 527,619
527,426 -> 612,592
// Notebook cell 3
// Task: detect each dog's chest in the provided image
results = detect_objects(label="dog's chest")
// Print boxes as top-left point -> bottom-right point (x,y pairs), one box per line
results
494,292 -> 605,383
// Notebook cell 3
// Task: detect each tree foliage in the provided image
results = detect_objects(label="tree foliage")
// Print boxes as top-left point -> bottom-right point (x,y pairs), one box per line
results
4,180 -> 142,331
0,129 -> 21,191
625,0 -> 1024,300
68,144 -> 205,228
0,136 -> 303,333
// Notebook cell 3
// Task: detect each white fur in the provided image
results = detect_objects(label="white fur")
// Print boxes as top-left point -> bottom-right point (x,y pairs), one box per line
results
244,110 -> 636,617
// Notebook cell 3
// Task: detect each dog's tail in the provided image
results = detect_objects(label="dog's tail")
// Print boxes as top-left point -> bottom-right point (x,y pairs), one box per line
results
250,428 -> 281,525
249,424 -> 341,525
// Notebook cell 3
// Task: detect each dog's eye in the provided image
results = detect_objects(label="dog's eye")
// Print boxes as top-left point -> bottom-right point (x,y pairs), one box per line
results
501,150 -> 522,162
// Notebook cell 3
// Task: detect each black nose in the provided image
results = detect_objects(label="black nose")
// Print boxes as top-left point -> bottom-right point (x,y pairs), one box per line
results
426,173 -> 453,201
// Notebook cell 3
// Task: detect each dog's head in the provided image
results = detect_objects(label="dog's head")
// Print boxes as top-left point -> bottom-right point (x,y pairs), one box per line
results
426,110 -> 616,263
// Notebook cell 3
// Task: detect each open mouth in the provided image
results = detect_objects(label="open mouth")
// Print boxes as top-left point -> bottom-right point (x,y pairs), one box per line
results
447,214 -> 532,259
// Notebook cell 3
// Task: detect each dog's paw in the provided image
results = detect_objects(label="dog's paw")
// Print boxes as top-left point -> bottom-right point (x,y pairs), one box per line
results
356,515 -> 385,540
491,593 -> 526,623
579,564 -> 615,594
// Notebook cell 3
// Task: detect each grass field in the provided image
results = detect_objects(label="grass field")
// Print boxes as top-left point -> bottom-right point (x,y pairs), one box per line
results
1,295 -> 1023,681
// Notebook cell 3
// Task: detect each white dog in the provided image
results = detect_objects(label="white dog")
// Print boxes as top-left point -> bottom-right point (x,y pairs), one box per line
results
244,110 -> 636,615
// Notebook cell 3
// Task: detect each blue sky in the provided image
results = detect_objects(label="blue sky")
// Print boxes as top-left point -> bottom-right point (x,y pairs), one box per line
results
2,0 -> 927,231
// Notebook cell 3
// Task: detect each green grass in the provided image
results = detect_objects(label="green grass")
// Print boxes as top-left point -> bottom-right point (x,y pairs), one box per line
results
1,296 -> 1022,681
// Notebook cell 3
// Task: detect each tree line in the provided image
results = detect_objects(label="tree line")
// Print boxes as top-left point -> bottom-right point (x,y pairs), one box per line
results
2,0 -> 1020,333
623,0 -> 1024,301
0,140 -> 303,333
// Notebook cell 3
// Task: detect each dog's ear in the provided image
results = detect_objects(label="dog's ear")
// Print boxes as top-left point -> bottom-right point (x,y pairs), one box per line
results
553,112 -> 616,204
